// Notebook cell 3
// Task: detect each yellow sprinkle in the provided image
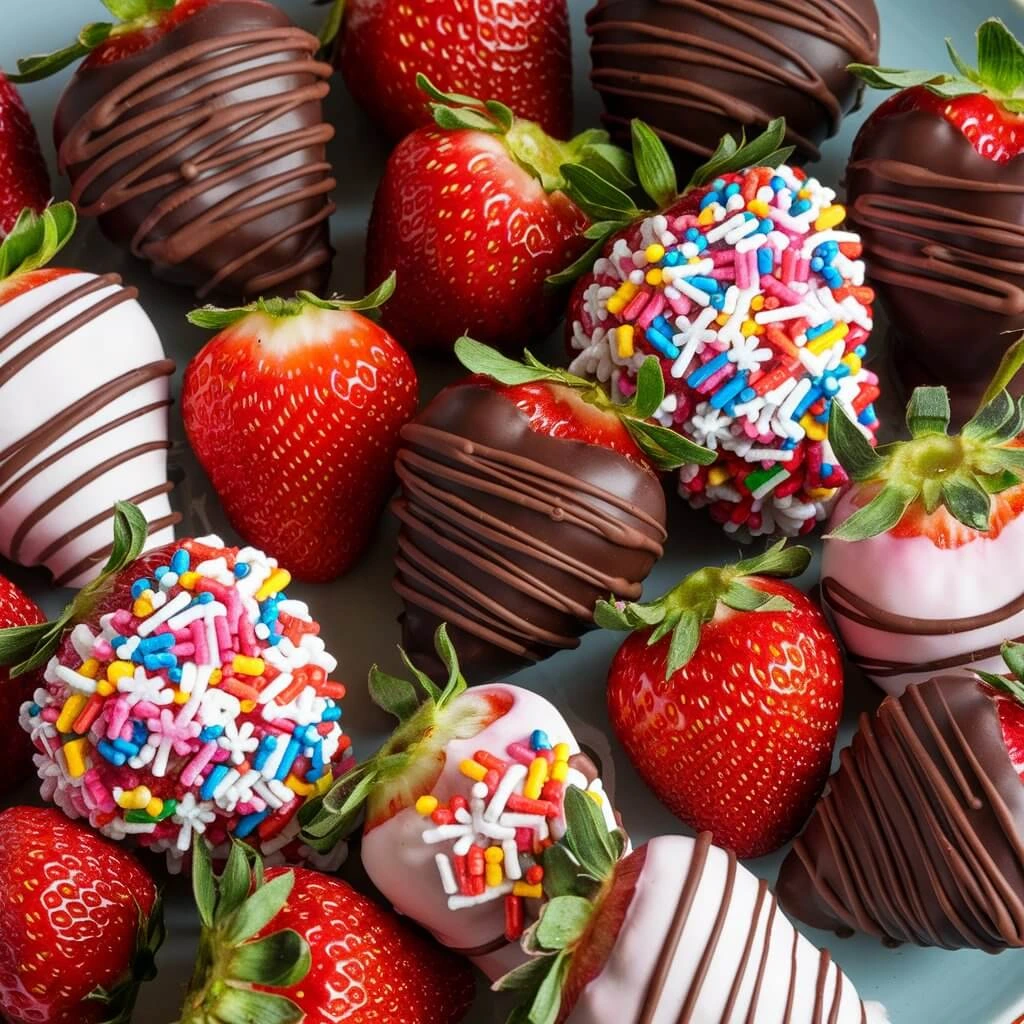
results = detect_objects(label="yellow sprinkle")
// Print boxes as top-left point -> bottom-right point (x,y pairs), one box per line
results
843,353 -> 862,375
56,695 -> 89,734
618,281 -> 638,301
416,795 -> 439,816
178,571 -> 199,590
484,846 -> 504,864
708,466 -> 730,487
800,414 -> 828,441
459,759 -> 487,783
232,655 -> 266,677
553,743 -> 570,763
486,863 -> 504,888
750,295 -> 765,312
315,772 -> 334,796
645,244 -> 665,263
255,568 -> 292,602
645,268 -> 663,287
513,882 -> 544,900
807,322 -> 849,355
798,189 -> 810,199
78,659 -> 100,679
741,319 -> 759,337
814,203 -> 846,232
807,486 -> 837,500
746,199 -> 769,218
63,738 -> 88,779
145,798 -> 164,818
586,789 -> 605,807
551,761 -> 569,782
716,313 -> 729,326
116,785 -> 151,810
209,669 -> 223,687
616,324 -> 634,359
698,206 -> 716,226
96,681 -> 115,698
240,700 -> 256,714
524,757 -> 549,800
172,689 -> 189,705
133,598 -> 154,618
107,661 -> 134,683
285,774 -> 314,797
606,295 -> 625,315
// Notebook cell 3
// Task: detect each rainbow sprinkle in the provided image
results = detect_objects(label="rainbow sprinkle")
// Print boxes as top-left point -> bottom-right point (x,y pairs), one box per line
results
569,165 -> 881,537
417,729 -> 615,942
20,537 -> 354,872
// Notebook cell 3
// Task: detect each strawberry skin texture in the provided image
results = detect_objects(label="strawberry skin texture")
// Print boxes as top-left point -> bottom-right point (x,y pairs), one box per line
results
868,86 -> 1024,163
256,867 -> 476,1023
0,807 -> 158,1024
367,128 -> 589,353
607,579 -> 843,858
82,0 -> 223,67
338,0 -> 572,143
0,73 -> 51,236
183,310 -> 418,582
0,576 -> 44,797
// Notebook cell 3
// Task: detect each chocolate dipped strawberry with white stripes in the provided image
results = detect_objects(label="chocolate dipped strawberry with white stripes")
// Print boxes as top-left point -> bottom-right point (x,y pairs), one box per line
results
0,203 -> 177,587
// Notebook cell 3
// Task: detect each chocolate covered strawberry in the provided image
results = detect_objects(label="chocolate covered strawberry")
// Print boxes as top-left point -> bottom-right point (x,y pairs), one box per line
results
13,0 -> 337,300
322,0 -> 572,143
563,118 -> 882,540
0,72 -> 50,235
599,542 -> 842,858
178,840 -> 475,1024
0,575 -> 43,796
822,338 -> 1024,696
846,17 -> 1024,420
365,78 -> 628,353
779,646 -> 1024,952
183,276 -> 417,582
301,626 -> 620,981
392,338 -> 712,680
0,806 -> 162,1024
495,788 -> 887,1024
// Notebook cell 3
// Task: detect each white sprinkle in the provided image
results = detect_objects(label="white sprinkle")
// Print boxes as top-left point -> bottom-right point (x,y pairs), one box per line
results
435,853 -> 458,895
136,590 -> 192,636
484,763 -> 527,823
502,840 -> 522,880
448,882 -> 513,911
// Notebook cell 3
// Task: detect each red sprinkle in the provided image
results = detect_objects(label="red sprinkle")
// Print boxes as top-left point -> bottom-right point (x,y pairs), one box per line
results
504,895 -> 524,942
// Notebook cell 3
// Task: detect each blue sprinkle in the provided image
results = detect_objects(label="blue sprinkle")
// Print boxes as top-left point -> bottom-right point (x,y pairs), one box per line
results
144,653 -> 177,671
199,725 -> 224,742
234,562 -> 251,579
234,810 -> 270,838
855,345 -> 867,358
694,235 -> 708,252
789,199 -> 811,216
112,738 -> 140,756
685,227 -> 700,241
130,648 -> 145,664
265,634 -> 282,647
757,248 -> 774,275
859,405 -> 877,425
645,327 -> 680,360
710,293 -> 726,311
724,182 -> 741,197
28,703 -> 41,716
170,549 -> 190,575
687,351 -> 730,389
782,438 -> 797,450
688,276 -> 720,293
196,592 -> 214,605
131,579 -> 154,599
321,705 -> 342,722
823,267 -> 843,288
759,219 -> 774,234
739,387 -> 756,403
139,633 -> 175,652
699,192 -> 719,211
253,735 -> 278,772
805,320 -> 835,341
794,386 -> 823,419
275,737 -> 302,781
770,176 -> 786,191
663,250 -> 682,266
154,566 -> 169,580
822,376 -> 840,397
821,463 -> 834,478
712,178 -> 726,191
710,370 -> 748,411
168,667 -> 183,683
810,257 -> 824,272
306,741 -> 325,782
201,764 -> 229,801
530,729 -> 551,751
97,741 -> 127,766
110,635 -> 126,650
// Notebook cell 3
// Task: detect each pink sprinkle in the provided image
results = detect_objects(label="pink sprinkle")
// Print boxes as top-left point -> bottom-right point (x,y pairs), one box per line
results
709,266 -> 735,281
515,827 -> 533,853
622,288 -> 651,321
743,420 -> 761,438
636,293 -> 665,330
92,640 -> 114,660
171,643 -> 196,657
781,249 -> 797,283
736,256 -> 751,289
41,707 -> 59,724
506,742 -> 535,767
796,258 -> 811,283
224,588 -> 244,634
106,698 -> 130,740
761,275 -> 804,307
236,799 -> 266,815
700,366 -> 734,393
119,722 -> 135,742
709,249 -> 736,266
671,214 -> 698,231
181,741 -> 219,787
237,616 -> 258,657
196,577 -> 230,600
190,620 -> 209,665
616,256 -> 634,276
212,747 -> 231,763
215,615 -> 232,656
111,610 -> 133,630
134,701 -> 160,720
83,769 -> 115,812
665,293 -> 693,316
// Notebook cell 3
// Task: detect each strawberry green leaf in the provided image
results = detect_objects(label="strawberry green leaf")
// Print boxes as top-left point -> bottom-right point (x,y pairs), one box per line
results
631,119 -> 677,208
217,842 -> 254,921
1000,641 -> 1024,686
846,64 -> 972,91
525,949 -> 571,1024
976,18 -> 1024,98
535,896 -> 593,951
977,469 -> 1020,494
493,952 -> 560,993
12,31 -> 109,82
906,386 -> 950,437
979,333 -> 1024,409
629,356 -> 666,420
731,538 -> 811,579
921,476 -> 944,512
688,118 -> 793,189
0,202 -> 77,281
592,599 -> 635,631
318,0 -> 345,47
433,623 -> 464,705
562,786 -> 618,881
541,844 -> 585,899
945,38 -> 981,82
546,237 -> 613,288
561,164 -> 640,222
368,667 -> 420,723
977,669 -> 1024,708
102,0 -> 168,18
416,73 -> 486,110
826,483 -> 917,542
721,582 -> 793,614
828,399 -> 885,482
398,647 -> 444,704
666,610 -> 701,676
624,419 -> 717,470
228,930 -> 311,987
191,839 -> 217,929
577,144 -> 637,192
962,388 -> 1015,441
454,336 -> 561,385
205,988 -> 303,1024
940,477 -> 993,531
224,872 -> 295,944
299,764 -> 379,851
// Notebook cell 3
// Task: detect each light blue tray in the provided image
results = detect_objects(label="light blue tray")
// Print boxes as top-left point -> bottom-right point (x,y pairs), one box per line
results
2,1 -> 1023,1021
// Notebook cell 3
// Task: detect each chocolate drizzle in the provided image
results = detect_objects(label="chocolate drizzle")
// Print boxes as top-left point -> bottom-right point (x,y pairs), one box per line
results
778,676 -> 1024,951
821,576 -> 1024,678
0,274 -> 178,586
586,0 -> 879,172
392,385 -> 667,680
846,111 -> 1024,416
54,1 -> 336,300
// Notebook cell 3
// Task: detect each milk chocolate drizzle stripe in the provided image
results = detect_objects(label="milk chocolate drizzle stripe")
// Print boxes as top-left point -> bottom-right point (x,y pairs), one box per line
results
852,635 -> 1024,679
721,878 -> 766,1023
59,28 -> 335,300
589,0 -> 876,160
848,159 -> 1024,316
790,681 -> 1024,951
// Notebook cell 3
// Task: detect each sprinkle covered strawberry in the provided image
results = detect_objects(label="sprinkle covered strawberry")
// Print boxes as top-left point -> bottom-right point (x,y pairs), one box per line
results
365,78 -> 627,354
0,806 -> 162,1024
178,839 -> 475,1024
322,0 -> 573,143
822,337 -> 1024,695
845,18 -> 1024,420
598,542 -> 843,858
0,72 -> 50,235
183,277 -> 417,582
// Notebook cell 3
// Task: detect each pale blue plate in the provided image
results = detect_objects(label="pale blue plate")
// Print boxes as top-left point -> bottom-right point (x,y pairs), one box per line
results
2,1 -> 1024,1021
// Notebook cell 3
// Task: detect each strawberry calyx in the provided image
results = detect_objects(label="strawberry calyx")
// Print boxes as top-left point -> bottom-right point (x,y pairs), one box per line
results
416,74 -> 632,196
186,272 -> 397,330
0,203 -> 77,284
89,893 -> 165,1024
493,786 -> 629,1024
454,336 -> 714,472
548,117 -> 794,286
11,0 -> 191,82
976,642 -> 1024,708
177,840 -> 311,1024
300,624 -> 499,851
0,500 -> 149,676
594,541 -> 812,678
827,334 -> 1024,542
848,17 -> 1024,114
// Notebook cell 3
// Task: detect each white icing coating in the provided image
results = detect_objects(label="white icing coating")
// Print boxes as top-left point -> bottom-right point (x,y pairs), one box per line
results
570,835 -> 888,1024
823,489 -> 1024,695
361,683 -> 606,981
0,272 -> 175,586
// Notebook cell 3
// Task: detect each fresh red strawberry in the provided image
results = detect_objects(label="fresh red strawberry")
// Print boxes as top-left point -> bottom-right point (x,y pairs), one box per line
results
182,279 -> 418,582
0,806 -> 162,1024
365,79 -> 625,353
322,0 -> 572,143
178,840 -> 475,1024
0,575 -> 44,796
0,73 -> 50,235
81,0 -> 218,67
599,542 -> 842,858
